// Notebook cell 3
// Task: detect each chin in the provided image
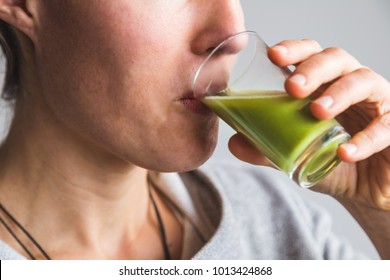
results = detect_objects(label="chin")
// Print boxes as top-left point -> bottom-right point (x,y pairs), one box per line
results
147,140 -> 217,173
171,154 -> 213,173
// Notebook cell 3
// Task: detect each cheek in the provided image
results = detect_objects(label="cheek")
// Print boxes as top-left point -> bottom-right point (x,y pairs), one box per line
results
34,1 -> 216,170
36,0 -> 193,110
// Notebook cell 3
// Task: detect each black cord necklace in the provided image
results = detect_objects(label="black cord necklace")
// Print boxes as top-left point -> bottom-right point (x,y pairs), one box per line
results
0,186 -> 171,260
148,180 -> 172,260
0,203 -> 51,260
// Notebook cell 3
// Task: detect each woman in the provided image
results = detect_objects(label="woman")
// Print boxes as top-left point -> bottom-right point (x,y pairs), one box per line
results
0,1 -> 389,260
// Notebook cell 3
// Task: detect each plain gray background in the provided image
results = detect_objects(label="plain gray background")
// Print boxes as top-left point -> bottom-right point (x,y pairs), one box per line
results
207,0 -> 390,259
0,0 -> 388,259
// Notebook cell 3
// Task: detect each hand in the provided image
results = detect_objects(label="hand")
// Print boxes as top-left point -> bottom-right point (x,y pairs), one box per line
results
228,39 -> 390,210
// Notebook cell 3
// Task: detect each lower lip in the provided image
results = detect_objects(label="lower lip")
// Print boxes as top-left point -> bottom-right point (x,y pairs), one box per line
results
179,98 -> 214,116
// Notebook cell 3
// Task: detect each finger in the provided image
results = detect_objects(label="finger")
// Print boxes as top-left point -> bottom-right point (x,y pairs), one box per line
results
311,68 -> 390,119
228,134 -> 271,166
268,39 -> 323,67
285,47 -> 362,98
338,113 -> 390,162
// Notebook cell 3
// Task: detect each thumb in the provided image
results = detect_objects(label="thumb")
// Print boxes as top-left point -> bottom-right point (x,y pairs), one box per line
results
228,134 -> 273,166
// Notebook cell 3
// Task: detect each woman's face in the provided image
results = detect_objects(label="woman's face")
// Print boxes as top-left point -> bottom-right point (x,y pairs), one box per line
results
32,0 -> 245,172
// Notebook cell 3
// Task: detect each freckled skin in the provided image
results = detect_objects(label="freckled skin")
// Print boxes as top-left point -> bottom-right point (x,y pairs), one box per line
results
29,1 -> 244,172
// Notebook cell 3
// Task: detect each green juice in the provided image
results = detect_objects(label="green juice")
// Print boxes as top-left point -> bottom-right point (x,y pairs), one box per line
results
203,90 -> 343,176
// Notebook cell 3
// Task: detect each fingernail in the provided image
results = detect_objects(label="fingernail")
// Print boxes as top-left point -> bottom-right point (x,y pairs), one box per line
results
272,45 -> 288,55
289,74 -> 307,86
341,143 -> 357,156
315,96 -> 334,109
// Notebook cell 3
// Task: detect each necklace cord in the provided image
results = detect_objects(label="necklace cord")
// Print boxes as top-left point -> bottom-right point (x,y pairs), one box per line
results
0,216 -> 35,259
0,203 -> 51,260
148,182 -> 172,260
0,179 -> 171,261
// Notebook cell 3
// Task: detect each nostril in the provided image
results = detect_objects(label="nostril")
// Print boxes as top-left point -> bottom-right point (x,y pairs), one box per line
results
209,31 -> 249,57
206,47 -> 216,55
190,0 -> 246,56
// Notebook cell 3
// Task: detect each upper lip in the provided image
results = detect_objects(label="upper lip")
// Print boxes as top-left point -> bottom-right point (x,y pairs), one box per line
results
177,91 -> 197,101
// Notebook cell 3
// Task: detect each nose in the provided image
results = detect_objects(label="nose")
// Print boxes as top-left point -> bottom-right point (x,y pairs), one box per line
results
191,0 -> 246,56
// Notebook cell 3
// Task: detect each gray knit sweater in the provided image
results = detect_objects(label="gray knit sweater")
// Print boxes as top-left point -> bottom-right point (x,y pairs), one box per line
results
0,162 -> 368,260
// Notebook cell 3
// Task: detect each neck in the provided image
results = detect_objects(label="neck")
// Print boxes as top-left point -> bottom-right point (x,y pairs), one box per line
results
0,97 -> 155,259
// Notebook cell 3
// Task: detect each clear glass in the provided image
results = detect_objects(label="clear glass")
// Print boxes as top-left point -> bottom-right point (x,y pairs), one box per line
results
193,31 -> 350,187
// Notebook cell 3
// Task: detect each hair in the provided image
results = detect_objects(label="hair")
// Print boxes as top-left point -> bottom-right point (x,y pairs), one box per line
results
0,20 -> 20,101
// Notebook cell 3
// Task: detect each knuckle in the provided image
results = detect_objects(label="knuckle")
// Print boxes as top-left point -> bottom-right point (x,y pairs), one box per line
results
300,59 -> 321,72
334,78 -> 353,91
302,39 -> 322,50
354,67 -> 377,80
379,111 -> 390,123
358,131 -> 377,148
276,40 -> 297,49
278,39 -> 292,46
372,188 -> 390,210
329,77 -> 355,97
378,113 -> 390,134
323,46 -> 348,57
279,39 -> 323,52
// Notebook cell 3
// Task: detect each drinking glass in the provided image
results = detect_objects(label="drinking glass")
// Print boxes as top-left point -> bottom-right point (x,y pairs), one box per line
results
193,31 -> 350,187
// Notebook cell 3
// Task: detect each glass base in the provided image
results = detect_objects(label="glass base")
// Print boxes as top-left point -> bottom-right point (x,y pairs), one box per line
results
291,125 -> 350,188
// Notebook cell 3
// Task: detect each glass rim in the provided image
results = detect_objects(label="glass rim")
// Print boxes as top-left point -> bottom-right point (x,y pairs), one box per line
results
192,30 -> 262,92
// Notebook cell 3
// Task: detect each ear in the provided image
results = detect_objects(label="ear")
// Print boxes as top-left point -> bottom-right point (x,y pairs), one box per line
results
0,0 -> 36,41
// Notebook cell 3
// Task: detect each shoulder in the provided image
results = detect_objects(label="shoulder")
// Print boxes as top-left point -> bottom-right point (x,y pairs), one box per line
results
199,160 -> 308,211
196,161 -> 368,259
191,161 -> 332,258
199,161 -> 335,252
197,160 -> 321,227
